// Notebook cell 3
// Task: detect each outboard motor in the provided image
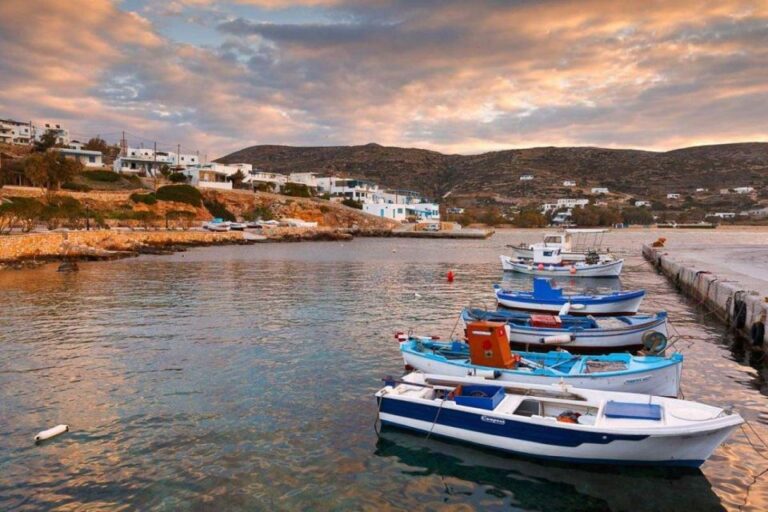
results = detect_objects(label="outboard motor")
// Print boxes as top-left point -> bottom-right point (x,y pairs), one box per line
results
585,251 -> 600,265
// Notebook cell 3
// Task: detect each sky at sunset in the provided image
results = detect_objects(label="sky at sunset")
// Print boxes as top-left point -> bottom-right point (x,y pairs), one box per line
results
0,0 -> 766,158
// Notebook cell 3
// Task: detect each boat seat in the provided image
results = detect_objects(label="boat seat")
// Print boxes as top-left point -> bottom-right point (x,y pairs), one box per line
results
604,401 -> 662,421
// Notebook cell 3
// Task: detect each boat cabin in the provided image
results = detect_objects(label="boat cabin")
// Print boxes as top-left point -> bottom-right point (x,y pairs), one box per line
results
532,246 -> 563,265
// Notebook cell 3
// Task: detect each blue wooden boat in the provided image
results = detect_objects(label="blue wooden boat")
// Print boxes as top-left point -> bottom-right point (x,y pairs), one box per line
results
401,337 -> 682,396
495,278 -> 645,316
461,308 -> 668,353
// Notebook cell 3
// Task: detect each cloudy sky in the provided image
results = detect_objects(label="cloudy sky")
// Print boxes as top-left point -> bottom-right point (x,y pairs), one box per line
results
0,1 -> 766,157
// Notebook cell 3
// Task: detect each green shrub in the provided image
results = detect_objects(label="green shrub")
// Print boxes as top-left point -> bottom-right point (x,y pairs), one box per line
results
0,197 -> 44,233
83,170 -> 121,182
155,184 -> 202,206
282,183 -> 312,197
168,172 -> 188,183
341,198 -> 363,209
42,195 -> 85,229
242,206 -> 274,221
130,192 -> 157,205
62,182 -> 92,192
203,198 -> 235,221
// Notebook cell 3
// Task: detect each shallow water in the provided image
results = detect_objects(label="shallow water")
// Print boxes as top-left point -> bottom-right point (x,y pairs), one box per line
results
1,229 -> 767,511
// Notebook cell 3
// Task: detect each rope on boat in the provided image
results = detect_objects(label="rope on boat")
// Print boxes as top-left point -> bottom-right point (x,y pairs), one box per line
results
374,389 -> 387,438
426,394 -> 448,441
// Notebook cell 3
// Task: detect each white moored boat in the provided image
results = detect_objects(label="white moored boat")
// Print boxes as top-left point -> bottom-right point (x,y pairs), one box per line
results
500,251 -> 623,278
509,229 -> 613,262
376,372 -> 743,467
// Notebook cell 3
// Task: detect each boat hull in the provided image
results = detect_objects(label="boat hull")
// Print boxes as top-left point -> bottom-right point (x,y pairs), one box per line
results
495,294 -> 644,316
501,255 -> 624,277
378,399 -> 738,467
401,351 -> 681,396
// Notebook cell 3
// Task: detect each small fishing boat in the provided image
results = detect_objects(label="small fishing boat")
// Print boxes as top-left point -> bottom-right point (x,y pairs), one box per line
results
500,250 -> 623,278
508,229 -> 613,262
494,279 -> 644,316
375,372 -> 743,467
228,222 -> 247,231
461,307 -> 667,353
202,218 -> 230,232
400,330 -> 682,396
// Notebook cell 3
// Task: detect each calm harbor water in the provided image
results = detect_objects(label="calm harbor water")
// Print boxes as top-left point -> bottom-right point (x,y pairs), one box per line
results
1,229 -> 767,511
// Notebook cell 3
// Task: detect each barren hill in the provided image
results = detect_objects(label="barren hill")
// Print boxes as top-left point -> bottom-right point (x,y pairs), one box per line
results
217,142 -> 768,200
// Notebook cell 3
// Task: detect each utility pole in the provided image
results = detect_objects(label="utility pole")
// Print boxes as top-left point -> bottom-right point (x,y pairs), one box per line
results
120,131 -> 127,157
177,144 -> 181,167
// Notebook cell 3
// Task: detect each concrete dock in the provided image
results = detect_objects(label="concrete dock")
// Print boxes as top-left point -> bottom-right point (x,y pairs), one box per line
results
643,243 -> 768,352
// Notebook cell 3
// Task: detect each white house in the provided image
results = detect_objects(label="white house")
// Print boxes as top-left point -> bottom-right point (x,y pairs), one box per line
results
520,175 -> 534,181
246,170 -> 287,189
667,193 -> 680,199
591,187 -> 609,194
563,180 -> 576,187
734,187 -> 754,194
363,202 -> 440,222
287,172 -> 320,189
316,177 -> 380,203
0,119 -> 33,145
557,198 -> 589,208
114,147 -> 199,175
56,147 -> 103,168
695,188 -> 708,193
711,212 -> 736,219
446,207 -> 464,215
719,189 -> 730,195
183,166 -> 232,190
635,200 -> 651,207
36,121 -> 69,145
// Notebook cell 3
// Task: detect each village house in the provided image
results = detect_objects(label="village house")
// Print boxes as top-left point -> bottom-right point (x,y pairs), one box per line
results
520,174 -> 534,181
666,193 -> 680,199
316,177 -> 380,203
711,212 -> 736,219
635,200 -> 651,207
563,180 -> 576,187
696,188 -> 708,193
55,145 -> 103,168
362,202 -> 440,222
557,198 -> 589,208
36,121 -> 69,145
114,147 -> 199,176
0,118 -> 33,145
591,187 -> 609,194
733,187 -> 754,194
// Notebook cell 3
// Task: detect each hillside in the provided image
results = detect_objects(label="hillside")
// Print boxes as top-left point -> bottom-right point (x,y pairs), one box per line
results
217,142 -> 768,201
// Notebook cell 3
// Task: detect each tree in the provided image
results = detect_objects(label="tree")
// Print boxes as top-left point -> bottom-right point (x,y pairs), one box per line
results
341,198 -> 363,209
514,210 -> 547,228
23,154 -> 49,189
34,130 -> 60,152
166,210 -> 195,230
84,137 -> 109,154
622,207 -> 654,225
168,172 -> 188,183
229,170 -> 246,188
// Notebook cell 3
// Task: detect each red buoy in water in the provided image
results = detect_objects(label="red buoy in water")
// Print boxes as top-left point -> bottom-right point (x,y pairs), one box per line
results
447,270 -> 455,282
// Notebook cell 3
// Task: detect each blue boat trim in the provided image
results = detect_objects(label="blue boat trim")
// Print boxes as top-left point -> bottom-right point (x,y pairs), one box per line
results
379,421 -> 704,468
379,396 -> 649,448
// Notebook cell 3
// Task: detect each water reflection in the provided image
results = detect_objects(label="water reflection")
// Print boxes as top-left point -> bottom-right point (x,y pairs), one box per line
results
375,429 -> 724,512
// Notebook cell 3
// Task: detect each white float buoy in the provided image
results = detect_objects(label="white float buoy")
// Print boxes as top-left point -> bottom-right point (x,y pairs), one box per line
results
414,292 -> 422,298
35,424 -> 69,443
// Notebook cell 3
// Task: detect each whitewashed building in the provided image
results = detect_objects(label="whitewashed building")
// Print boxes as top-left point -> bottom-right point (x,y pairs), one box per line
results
563,180 -> 576,187
56,147 -> 103,168
711,212 -> 736,219
363,202 -> 440,222
635,200 -> 651,207
316,177 -> 380,202
114,148 -> 199,175
734,187 -> 754,194
287,172 -> 320,189
0,119 -> 33,145
667,193 -> 680,199
520,175 -> 534,181
557,198 -> 589,208
695,188 -> 708,193
36,121 -> 69,145
591,187 -> 609,194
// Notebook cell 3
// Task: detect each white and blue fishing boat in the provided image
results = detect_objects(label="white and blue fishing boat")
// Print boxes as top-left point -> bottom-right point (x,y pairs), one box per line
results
500,252 -> 624,278
375,372 -> 743,467
461,307 -> 668,353
494,279 -> 645,316
400,337 -> 682,396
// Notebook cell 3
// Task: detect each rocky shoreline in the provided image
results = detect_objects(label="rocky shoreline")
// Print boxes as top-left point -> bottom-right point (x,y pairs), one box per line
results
0,227 -> 388,271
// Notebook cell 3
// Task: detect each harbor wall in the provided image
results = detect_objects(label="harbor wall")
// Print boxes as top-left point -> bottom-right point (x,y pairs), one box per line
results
642,244 -> 767,352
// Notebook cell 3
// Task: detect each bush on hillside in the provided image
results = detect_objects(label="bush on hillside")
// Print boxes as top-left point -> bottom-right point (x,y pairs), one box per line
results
0,197 -> 44,233
168,172 -> 188,183
341,198 -> 363,209
130,192 -> 158,205
282,183 -> 312,197
62,182 -> 92,192
203,198 -> 236,221
242,206 -> 274,221
83,170 -> 121,182
155,184 -> 202,206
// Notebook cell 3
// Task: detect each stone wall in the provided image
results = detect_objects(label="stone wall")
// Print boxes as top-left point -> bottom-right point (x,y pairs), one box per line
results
643,244 -> 767,351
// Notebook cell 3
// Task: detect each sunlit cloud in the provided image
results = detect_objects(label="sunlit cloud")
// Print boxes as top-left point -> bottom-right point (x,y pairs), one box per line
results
0,0 -> 766,157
